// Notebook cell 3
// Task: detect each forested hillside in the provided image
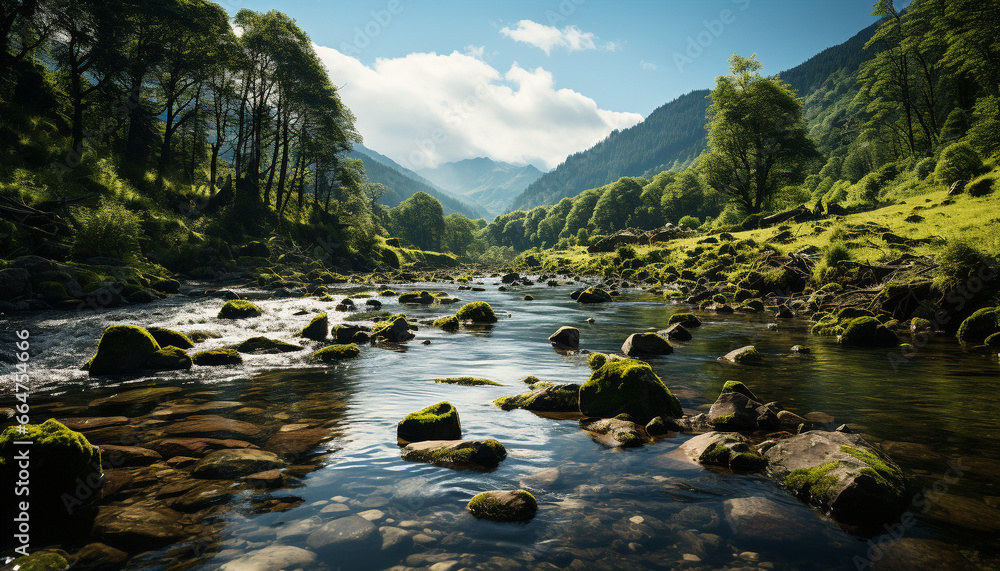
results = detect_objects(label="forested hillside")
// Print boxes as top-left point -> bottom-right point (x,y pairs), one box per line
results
420,158 -> 543,217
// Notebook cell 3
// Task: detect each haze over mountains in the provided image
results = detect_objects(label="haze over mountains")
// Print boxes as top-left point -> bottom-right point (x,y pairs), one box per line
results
418,158 -> 543,217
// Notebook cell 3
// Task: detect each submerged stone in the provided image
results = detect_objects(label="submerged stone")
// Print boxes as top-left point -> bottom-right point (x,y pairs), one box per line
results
467,490 -> 537,522
190,448 -> 285,479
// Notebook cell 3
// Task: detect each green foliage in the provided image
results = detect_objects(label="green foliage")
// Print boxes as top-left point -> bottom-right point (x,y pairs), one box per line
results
936,239 -> 985,286
72,198 -> 144,261
589,177 -> 646,233
935,142 -> 982,186
678,215 -> 700,229
389,191 -> 445,251
442,213 -> 478,256
967,175 -> 995,197
915,157 -> 936,181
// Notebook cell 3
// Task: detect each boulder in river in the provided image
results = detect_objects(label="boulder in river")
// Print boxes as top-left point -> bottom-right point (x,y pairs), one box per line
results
190,448 -> 285,479
681,432 -> 766,471
145,346 -> 192,371
401,439 -> 507,469
455,301 -> 498,323
579,359 -> 682,422
310,343 -> 360,362
217,300 -> 262,319
398,291 -> 434,304
548,326 -> 580,349
192,348 -> 243,366
234,336 -> 303,354
86,325 -> 160,376
494,383 -> 580,412
432,315 -> 460,331
333,324 -> 372,344
718,345 -> 763,365
621,332 -> 673,357
661,323 -> 692,341
839,316 -> 899,347
708,390 -> 779,431
668,312 -> 701,327
763,430 -> 908,528
146,327 -> 194,349
88,386 -> 182,415
580,415 -> 652,448
93,503 -> 186,550
306,515 -> 380,556
397,402 -> 461,443
299,313 -> 329,341
468,490 -> 537,522
373,314 -> 415,342
576,287 -> 612,303
956,307 -> 1000,345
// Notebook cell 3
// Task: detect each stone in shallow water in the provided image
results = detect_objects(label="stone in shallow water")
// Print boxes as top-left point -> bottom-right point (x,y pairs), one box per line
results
400,439 -> 507,469
494,383 -> 580,412
190,448 -> 285,479
621,332 -> 673,357
264,428 -> 330,460
680,432 -> 766,471
305,515 -> 380,555
579,417 -> 652,448
88,387 -> 183,416
548,326 -> 580,349
147,437 -> 258,458
56,416 -> 129,431
723,496 -> 811,543
98,444 -> 162,468
467,490 -> 537,522
93,503 -> 186,550
872,538 -> 979,571
74,542 -> 128,570
161,414 -> 262,441
219,544 -> 317,571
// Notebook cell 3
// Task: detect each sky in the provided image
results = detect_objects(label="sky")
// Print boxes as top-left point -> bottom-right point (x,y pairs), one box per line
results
222,0 -> 894,172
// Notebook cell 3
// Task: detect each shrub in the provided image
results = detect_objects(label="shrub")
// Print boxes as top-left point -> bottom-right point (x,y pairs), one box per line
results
967,175 -> 995,197
72,198 -> 143,261
678,215 -> 700,229
935,142 -> 982,186
936,239 -> 983,285
915,157 -> 936,181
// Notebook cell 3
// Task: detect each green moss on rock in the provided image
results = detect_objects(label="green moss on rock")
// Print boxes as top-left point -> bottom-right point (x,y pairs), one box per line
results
587,352 -> 608,371
399,291 -> 434,304
218,300 -> 263,319
432,315 -> 460,330
192,348 -> 243,366
786,461 -> 840,502
397,401 -> 461,442
300,313 -> 329,341
579,359 -> 682,422
455,301 -> 498,323
310,343 -> 360,362
839,316 -> 899,347
669,312 -> 701,327
10,551 -> 69,571
467,490 -> 537,522
721,380 -> 758,401
146,326 -> 195,349
840,445 -> 906,498
435,377 -> 502,386
145,346 -> 192,371
956,307 -> 1000,345
86,325 -> 161,376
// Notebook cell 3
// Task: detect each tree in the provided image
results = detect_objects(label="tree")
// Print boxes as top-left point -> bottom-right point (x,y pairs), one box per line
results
389,191 -> 444,251
590,177 -> 645,233
443,213 -> 476,256
703,54 -> 818,214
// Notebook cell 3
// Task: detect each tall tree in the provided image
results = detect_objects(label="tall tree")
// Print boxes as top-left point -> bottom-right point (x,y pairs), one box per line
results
703,54 -> 818,214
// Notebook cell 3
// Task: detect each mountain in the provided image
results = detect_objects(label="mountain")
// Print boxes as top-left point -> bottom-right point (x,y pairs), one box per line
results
510,21 -> 882,212
419,158 -> 544,217
345,144 -> 488,220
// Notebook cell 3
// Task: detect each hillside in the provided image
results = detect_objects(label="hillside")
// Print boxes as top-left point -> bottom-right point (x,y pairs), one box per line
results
419,158 -> 543,217
345,145 -> 488,219
511,20 -> 882,212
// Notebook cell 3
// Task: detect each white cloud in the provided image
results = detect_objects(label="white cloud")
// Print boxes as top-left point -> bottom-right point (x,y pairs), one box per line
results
315,46 -> 642,171
640,61 -> 657,71
464,45 -> 485,59
499,20 -> 618,55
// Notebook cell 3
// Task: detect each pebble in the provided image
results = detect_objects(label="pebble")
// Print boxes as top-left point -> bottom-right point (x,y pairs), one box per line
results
740,551 -> 760,562
629,516 -> 644,524
412,533 -> 436,545
320,503 -> 350,513
358,509 -> 385,522
330,496 -> 350,503
682,553 -> 701,562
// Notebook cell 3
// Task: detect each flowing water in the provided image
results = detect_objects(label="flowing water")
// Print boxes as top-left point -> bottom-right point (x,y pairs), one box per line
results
3,279 -> 1000,570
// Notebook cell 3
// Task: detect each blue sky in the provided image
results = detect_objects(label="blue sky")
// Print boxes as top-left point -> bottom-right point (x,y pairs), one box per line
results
223,0 -> 895,170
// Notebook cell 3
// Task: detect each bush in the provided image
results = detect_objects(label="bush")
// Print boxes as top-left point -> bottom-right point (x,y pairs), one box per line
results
967,175 -> 995,197
936,239 -> 984,284
915,157 -> 936,181
72,198 -> 143,261
678,215 -> 700,229
935,142 -> 982,186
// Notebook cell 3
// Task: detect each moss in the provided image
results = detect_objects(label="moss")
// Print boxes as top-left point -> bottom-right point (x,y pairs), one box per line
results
711,412 -> 736,426
721,381 -> 757,401
735,299 -> 765,313
956,307 -> 1000,345
345,310 -> 392,322
399,291 -> 434,304
318,293 -> 335,302
577,287 -> 612,303
300,313 -> 329,341
10,552 -> 69,571
839,316 -> 899,347
730,451 -> 767,471
435,377 -> 502,386
669,312 -> 701,327
521,375 -> 542,385
235,337 -> 303,354
786,461 -> 840,502
579,359 -> 682,421
701,443 -> 729,465
218,300 -> 263,319
397,401 -> 461,442
379,289 -> 398,297
587,352 -> 608,371
840,445 -> 906,498
37,280 -> 68,301
147,326 -> 195,349
730,346 -> 763,364
146,346 -> 193,371
373,313 -> 409,336
432,315 -> 460,331
467,490 -> 537,522
192,348 -> 243,366
86,325 -> 160,376
455,301 -> 498,323
310,343 -> 361,362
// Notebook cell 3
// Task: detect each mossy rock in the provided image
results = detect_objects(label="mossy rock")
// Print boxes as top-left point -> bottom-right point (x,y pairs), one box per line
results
10,551 -> 70,571
577,287 -> 612,303
399,291 -> 434,304
467,490 -> 537,522
735,299 -> 765,313
401,439 -> 507,470
332,324 -> 373,344
218,300 -> 263,319
146,327 -> 195,349
397,401 -> 461,442
956,307 -> 1000,345
432,315 -> 460,331
145,346 -> 192,371
300,313 -> 329,341
37,280 -> 68,302
720,345 -> 763,365
435,377 -> 502,386
86,325 -> 161,377
234,337 -> 303,354
379,289 -> 398,297
192,348 -> 243,366
668,312 -> 701,327
455,301 -> 498,323
373,314 -> 414,342
839,316 -> 899,347
310,343 -> 361,362
494,383 -> 580,412
721,381 -> 757,401
579,359 -> 682,422
587,352 -> 608,371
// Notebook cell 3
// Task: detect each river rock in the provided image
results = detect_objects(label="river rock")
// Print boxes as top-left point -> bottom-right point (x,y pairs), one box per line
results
333,324 -> 372,344
220,544 -> 317,571
145,346 -> 192,371
839,316 -> 899,347
305,515 -> 380,555
776,410 -> 809,429
147,437 -> 258,458
468,490 -> 538,522
93,504 -> 186,550
718,345 -> 763,365
86,325 -> 161,376
723,496 -> 810,542
708,392 -> 778,431
374,315 -> 415,342
661,323 -> 692,341
401,439 -> 507,469
264,428 -> 330,460
74,542 -> 129,570
924,492 -> 1000,535
168,480 -> 235,511
190,448 -> 285,479
98,445 -> 162,468
621,332 -> 673,357
763,431 -> 907,527
234,336 -> 303,354
162,414 -> 262,441
89,386 -> 183,416
493,383 -> 580,412
580,416 -> 652,448
300,313 -> 329,341
397,402 -> 461,443
577,287 -> 612,303
680,432 -> 766,471
0,267 -> 32,300
872,538 -> 979,571
548,326 -> 580,349
147,401 -> 243,419
579,359 -> 682,423
57,416 -> 129,431
146,327 -> 195,349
